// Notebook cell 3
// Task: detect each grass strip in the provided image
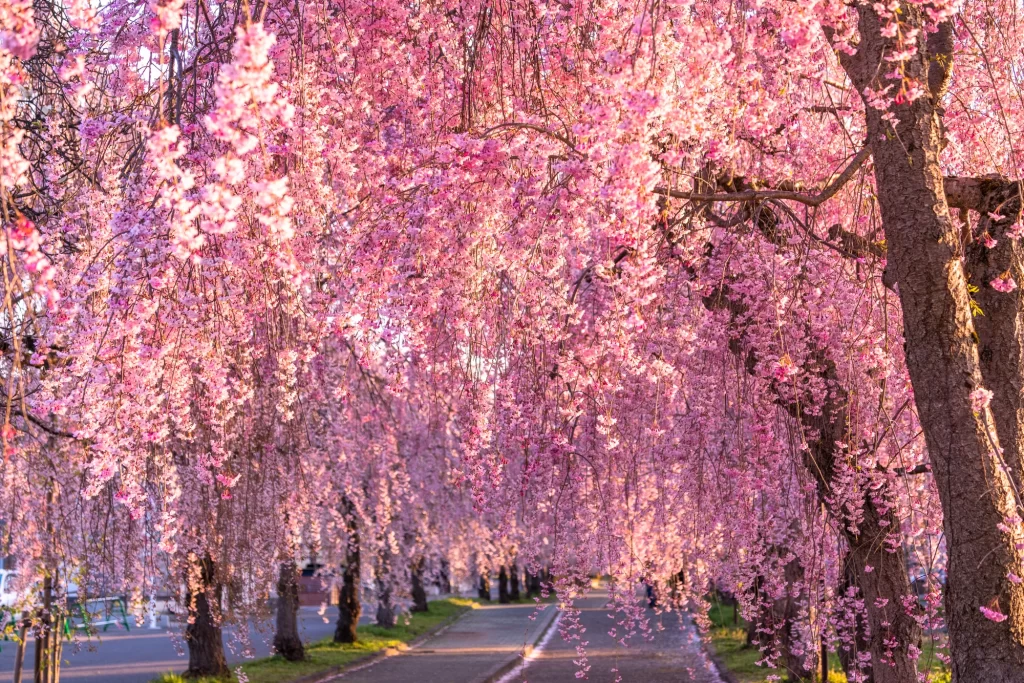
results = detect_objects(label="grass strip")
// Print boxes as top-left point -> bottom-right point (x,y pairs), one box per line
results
151,597 -> 479,683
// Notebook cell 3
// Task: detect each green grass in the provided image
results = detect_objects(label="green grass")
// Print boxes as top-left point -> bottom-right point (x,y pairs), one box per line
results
705,601 -> 949,683
150,598 -> 477,683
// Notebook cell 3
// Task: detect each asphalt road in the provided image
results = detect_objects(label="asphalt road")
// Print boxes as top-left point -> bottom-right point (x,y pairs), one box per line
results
0,606 -> 340,683
1,592 -> 725,683
332,601 -> 552,683
507,594 -> 724,683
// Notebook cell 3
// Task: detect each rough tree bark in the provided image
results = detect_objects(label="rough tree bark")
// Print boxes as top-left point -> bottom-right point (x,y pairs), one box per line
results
410,557 -> 429,613
498,565 -> 510,604
273,560 -> 305,662
963,180 -> 1024,492
184,552 -> 229,678
836,8 -> 1024,679
334,507 -> 361,644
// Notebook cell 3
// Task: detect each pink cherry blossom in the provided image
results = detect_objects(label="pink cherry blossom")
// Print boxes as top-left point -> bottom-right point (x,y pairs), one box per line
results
991,274 -> 1018,293
971,388 -> 994,413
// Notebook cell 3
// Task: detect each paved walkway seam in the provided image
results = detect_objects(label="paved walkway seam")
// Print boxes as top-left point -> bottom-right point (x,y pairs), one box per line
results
479,604 -> 561,683
297,608 -> 469,683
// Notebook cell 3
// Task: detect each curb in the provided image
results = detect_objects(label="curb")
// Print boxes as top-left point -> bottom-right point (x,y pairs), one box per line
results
293,607 -> 471,683
695,624 -> 739,683
479,604 -> 560,683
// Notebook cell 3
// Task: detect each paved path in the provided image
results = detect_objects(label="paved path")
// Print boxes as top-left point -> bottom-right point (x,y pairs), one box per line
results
501,593 -> 724,683
1,592 -> 725,683
0,606 -> 340,683
332,601 -> 557,683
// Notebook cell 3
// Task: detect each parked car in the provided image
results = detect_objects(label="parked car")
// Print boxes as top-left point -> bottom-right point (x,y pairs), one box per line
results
0,568 -> 80,610
0,569 -> 30,609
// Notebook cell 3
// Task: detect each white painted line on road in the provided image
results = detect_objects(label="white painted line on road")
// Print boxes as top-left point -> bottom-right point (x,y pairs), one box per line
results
493,611 -> 562,683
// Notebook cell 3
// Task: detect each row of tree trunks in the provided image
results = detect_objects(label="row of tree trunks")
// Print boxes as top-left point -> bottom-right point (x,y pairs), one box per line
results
191,513 -> 445,671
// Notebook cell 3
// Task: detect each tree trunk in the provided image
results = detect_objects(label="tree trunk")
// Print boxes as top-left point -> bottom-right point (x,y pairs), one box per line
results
184,553 -> 229,678
708,318 -> 918,679
965,181 -> 1024,492
835,554 -> 871,682
273,560 -> 305,662
12,612 -> 26,683
438,558 -> 451,594
509,563 -> 520,601
820,636 -> 828,683
773,555 -> 815,682
334,513 -> 361,644
703,278 -> 919,682
410,558 -> 428,613
528,570 -> 541,598
498,565 -> 510,604
839,8 -> 1024,679
745,574 -> 766,649
375,574 -> 395,628
478,571 -> 491,600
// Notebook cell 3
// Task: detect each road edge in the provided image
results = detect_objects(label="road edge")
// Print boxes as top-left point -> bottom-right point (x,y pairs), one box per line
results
697,628 -> 739,683
293,606 -> 472,683
479,603 -> 560,683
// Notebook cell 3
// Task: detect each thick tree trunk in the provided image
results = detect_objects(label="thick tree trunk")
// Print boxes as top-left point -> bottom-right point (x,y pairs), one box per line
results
184,553 -> 229,678
840,8 -> 1024,679
498,565 -> 510,604
334,518 -> 361,644
273,560 -> 305,662
410,558 -> 429,613
965,181 -> 1024,492
841,503 -> 919,683
478,571 -> 491,600
509,563 -> 520,601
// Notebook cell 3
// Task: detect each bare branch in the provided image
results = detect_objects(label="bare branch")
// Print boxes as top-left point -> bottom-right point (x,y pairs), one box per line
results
944,175 -> 1014,211
653,146 -> 872,208
481,122 -> 579,154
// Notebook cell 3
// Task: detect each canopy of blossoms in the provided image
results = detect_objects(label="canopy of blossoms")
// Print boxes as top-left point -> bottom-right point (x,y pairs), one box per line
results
2,0 -> 1024,681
